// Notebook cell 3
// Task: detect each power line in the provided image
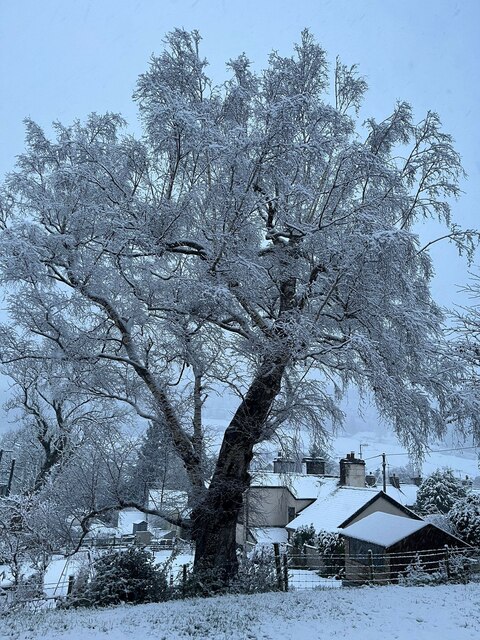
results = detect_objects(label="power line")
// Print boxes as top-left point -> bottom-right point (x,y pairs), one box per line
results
364,444 -> 479,461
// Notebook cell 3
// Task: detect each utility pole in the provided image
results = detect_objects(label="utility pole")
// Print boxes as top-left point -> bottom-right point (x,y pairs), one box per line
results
382,453 -> 387,492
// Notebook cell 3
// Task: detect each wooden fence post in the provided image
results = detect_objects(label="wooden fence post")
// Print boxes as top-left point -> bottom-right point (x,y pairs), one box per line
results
368,549 -> 374,583
273,543 -> 283,590
282,553 -> 289,592
182,564 -> 188,597
444,546 -> 451,580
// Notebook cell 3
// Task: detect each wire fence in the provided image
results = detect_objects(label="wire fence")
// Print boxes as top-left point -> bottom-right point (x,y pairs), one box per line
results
285,543 -> 480,589
2,542 -> 480,611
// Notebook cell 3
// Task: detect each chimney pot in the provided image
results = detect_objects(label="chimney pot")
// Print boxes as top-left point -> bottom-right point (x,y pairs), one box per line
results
389,474 -> 400,489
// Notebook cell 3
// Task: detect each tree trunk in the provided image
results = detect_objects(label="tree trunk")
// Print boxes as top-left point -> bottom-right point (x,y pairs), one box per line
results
190,358 -> 287,587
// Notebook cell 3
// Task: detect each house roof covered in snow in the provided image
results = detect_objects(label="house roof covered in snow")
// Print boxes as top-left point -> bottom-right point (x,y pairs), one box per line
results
117,508 -> 146,535
384,483 -> 418,506
286,484 -> 420,534
250,472 -> 326,499
249,472 -> 418,506
342,512 -> 427,547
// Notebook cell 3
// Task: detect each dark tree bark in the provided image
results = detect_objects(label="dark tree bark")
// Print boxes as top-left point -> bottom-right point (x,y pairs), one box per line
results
190,358 -> 286,584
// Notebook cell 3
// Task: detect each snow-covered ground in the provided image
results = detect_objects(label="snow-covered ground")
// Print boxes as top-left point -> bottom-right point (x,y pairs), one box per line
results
1,583 -> 479,639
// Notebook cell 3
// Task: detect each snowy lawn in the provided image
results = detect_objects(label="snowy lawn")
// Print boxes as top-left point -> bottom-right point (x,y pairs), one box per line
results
288,569 -> 342,589
1,583 -> 479,640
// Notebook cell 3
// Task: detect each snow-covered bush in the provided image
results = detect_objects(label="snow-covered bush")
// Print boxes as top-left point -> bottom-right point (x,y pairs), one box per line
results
423,512 -> 456,534
399,551 -> 471,586
316,530 -> 344,556
0,572 -> 44,615
414,469 -> 467,515
291,524 -> 317,549
448,493 -> 480,546
69,547 -> 169,607
290,526 -> 344,576
233,550 -> 280,594
399,554 -> 446,586
316,530 -> 344,577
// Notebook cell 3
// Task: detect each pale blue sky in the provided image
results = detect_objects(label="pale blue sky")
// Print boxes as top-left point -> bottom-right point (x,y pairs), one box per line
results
0,0 -> 479,434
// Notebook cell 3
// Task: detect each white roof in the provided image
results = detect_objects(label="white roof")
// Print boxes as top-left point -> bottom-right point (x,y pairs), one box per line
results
287,484 -> 389,533
342,512 -> 427,547
117,508 -> 146,535
250,472 -> 417,506
250,527 -> 289,545
250,472 -> 329,499
384,484 -> 418,506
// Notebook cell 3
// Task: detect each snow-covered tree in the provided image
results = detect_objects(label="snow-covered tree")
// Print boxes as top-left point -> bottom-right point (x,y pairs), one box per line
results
448,493 -> 480,546
70,547 -> 169,607
415,469 -> 467,515
0,494 -> 58,599
0,329 -> 134,493
130,419 -> 189,504
0,29 -> 476,582
447,271 -> 480,435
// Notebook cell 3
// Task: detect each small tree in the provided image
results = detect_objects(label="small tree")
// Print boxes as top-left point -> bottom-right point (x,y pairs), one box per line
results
0,494 -> 57,607
448,493 -> 480,546
72,547 -> 169,607
415,469 -> 467,515
130,419 -> 189,504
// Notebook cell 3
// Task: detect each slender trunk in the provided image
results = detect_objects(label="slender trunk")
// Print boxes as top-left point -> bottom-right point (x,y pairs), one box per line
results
33,434 -> 68,492
190,357 -> 287,585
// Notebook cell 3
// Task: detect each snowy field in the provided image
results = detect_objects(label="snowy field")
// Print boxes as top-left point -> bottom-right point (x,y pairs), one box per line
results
1,584 -> 479,640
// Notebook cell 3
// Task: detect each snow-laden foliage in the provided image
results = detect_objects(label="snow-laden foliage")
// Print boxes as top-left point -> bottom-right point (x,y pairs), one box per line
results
398,554 -> 447,586
291,525 -> 342,556
290,525 -> 344,576
448,271 -> 480,438
130,419 -> 190,503
0,494 -> 59,601
68,547 -> 169,607
0,28 -> 477,578
316,530 -> 344,556
291,524 -> 317,548
448,493 -> 480,546
415,469 -> 467,515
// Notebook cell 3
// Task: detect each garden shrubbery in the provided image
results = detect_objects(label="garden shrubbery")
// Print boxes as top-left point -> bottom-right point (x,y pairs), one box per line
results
68,547 -> 170,607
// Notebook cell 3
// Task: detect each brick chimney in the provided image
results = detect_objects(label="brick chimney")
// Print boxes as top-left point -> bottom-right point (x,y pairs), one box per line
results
339,452 -> 366,487
273,452 -> 296,474
411,475 -> 422,487
302,457 -> 326,475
